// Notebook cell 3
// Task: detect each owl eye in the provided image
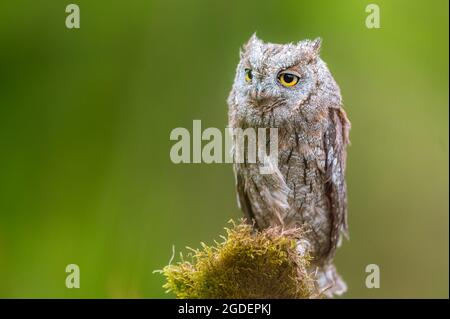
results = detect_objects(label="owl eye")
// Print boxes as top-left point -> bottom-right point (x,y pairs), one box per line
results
278,72 -> 299,87
244,68 -> 253,82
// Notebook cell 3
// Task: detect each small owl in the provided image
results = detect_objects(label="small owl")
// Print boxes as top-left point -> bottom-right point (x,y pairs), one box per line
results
227,34 -> 350,296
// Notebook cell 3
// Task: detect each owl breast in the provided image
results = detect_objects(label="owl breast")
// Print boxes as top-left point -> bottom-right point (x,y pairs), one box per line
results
278,138 -> 332,261
233,119 -> 333,263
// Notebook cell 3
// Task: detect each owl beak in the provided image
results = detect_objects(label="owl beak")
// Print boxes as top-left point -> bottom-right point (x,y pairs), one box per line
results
256,86 -> 266,99
249,86 -> 269,108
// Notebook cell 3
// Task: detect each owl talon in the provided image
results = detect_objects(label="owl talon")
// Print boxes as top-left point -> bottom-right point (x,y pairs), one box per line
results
296,239 -> 311,257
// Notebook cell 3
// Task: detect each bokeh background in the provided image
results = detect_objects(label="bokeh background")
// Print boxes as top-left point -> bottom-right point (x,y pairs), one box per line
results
0,0 -> 448,298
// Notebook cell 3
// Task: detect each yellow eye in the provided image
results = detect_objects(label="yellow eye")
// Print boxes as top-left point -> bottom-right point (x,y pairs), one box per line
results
278,73 -> 299,87
244,69 -> 253,82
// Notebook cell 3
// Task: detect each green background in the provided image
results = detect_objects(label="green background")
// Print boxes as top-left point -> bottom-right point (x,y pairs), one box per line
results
0,0 -> 448,298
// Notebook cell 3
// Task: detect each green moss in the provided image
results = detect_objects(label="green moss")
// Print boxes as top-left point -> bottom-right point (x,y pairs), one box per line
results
160,220 -> 318,299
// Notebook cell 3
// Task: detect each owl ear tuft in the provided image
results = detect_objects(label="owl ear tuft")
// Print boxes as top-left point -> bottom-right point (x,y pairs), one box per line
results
248,32 -> 262,45
241,32 -> 262,57
311,37 -> 322,54
298,37 -> 322,62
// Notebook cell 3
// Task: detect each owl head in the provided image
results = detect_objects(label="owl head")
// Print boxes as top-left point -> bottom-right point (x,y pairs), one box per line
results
228,34 -> 341,128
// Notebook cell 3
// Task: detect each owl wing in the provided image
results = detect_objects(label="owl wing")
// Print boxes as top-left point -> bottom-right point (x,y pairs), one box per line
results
234,166 -> 258,227
324,107 -> 351,258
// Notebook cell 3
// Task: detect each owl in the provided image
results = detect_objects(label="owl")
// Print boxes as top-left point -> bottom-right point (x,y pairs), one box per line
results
227,34 -> 351,297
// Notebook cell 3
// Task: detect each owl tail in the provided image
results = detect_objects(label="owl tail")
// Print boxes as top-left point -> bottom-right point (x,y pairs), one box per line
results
314,264 -> 347,298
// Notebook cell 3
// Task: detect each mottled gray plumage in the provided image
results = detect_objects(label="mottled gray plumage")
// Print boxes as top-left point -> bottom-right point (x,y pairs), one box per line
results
227,34 -> 350,296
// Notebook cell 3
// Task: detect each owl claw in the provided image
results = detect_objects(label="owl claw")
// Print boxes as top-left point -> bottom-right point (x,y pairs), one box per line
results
296,239 -> 312,257
314,264 -> 347,298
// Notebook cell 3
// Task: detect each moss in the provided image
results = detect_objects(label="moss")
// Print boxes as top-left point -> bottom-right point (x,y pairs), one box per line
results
160,220 -> 318,299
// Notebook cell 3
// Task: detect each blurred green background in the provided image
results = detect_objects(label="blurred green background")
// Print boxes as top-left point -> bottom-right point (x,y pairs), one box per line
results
0,0 -> 448,298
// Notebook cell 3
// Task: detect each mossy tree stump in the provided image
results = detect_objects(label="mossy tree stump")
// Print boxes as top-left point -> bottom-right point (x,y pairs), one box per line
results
160,220 -> 319,299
